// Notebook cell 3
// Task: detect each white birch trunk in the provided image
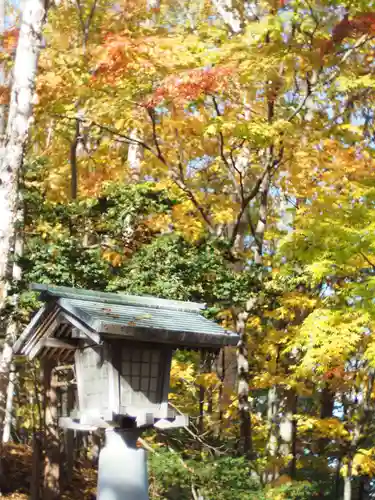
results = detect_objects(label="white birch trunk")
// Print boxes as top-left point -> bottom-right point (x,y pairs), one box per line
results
0,0 -> 6,139
0,0 -> 47,304
0,193 -> 24,444
127,128 -> 143,183
2,363 -> 15,443
1,226 -> 22,443
144,0 -> 159,27
343,476 -> 352,500
211,0 -> 242,33
0,0 -> 48,441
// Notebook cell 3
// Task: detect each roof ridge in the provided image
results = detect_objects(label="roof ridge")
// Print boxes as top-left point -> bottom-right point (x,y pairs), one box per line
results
32,284 -> 205,313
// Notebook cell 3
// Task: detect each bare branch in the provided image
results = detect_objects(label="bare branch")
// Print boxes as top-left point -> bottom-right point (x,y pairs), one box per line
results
212,96 -> 244,201
288,76 -> 312,122
168,401 -> 224,455
74,0 -> 86,41
229,145 -> 284,250
75,0 -> 98,47
172,174 -> 215,233
288,35 -> 372,122
53,113 -> 159,156
147,107 -> 166,163
229,166 -> 269,249
325,34 -> 372,87
252,169 -> 271,264
55,113 -> 216,231
360,252 -> 375,270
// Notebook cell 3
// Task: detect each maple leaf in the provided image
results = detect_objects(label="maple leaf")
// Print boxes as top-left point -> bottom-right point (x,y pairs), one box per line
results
2,27 -> 19,53
145,66 -> 234,107
269,0 -> 287,9
323,13 -> 375,55
93,32 -> 154,83
0,85 -> 10,105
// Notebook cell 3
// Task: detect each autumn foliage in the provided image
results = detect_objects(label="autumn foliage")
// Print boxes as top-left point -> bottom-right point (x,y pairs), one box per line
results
7,0 -> 375,497
322,12 -> 375,54
2,27 -> 19,53
145,67 -> 234,107
94,32 -> 153,81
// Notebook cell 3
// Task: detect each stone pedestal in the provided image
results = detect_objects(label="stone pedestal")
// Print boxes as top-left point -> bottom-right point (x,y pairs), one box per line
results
97,428 -> 148,500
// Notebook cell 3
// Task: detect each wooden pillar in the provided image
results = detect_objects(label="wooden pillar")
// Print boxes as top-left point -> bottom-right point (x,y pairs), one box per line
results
42,359 -> 60,500
64,384 -> 74,484
31,432 -> 42,500
197,351 -> 206,434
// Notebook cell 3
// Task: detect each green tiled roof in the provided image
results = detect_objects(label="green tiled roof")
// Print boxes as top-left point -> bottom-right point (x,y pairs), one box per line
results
35,284 -> 205,313
14,284 -> 238,357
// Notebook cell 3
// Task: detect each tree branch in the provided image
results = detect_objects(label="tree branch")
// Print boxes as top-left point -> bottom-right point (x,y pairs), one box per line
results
53,113 -> 160,157
228,166 -> 269,249
212,97 -> 244,201
288,76 -> 312,122
172,174 -> 215,233
55,113 -> 217,232
75,0 -> 98,47
146,107 -> 166,163
229,145 -> 284,251
360,252 -> 375,270
70,117 -> 80,200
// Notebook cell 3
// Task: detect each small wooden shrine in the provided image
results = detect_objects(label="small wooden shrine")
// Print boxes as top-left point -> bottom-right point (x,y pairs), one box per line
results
14,284 -> 238,431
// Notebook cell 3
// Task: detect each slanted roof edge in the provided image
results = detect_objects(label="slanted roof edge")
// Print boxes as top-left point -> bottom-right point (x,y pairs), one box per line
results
32,284 -> 205,313
98,321 -> 239,347
13,304 -> 49,354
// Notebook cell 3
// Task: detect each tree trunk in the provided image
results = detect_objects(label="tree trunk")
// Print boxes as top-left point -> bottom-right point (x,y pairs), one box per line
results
2,363 -> 15,443
0,0 -> 48,301
43,360 -> 60,500
31,432 -> 42,500
236,163 -> 271,459
233,167 -> 271,457
128,0 -> 156,176
289,395 -> 297,480
127,128 -> 143,182
343,469 -> 352,500
0,0 -> 6,141
279,389 -> 297,479
358,475 -> 370,500
198,351 -> 205,435
70,115 -> 80,199
320,385 -> 334,419
0,0 -> 48,453
253,170 -> 271,265
266,385 -> 279,482
236,311 -> 252,456
0,177 -> 24,443
317,385 -> 334,455
335,457 -> 342,500
211,0 -> 242,33
343,410 -> 361,500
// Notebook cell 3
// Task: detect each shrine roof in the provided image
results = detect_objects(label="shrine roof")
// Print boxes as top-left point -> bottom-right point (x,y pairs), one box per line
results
14,284 -> 238,359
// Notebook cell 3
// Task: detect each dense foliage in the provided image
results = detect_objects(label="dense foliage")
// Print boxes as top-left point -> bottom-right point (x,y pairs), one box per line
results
6,0 -> 375,498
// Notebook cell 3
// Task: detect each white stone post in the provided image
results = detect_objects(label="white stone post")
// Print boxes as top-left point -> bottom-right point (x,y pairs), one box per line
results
97,428 -> 148,500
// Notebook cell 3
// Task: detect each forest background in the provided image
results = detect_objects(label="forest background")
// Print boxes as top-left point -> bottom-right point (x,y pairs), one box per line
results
1,0 -> 375,499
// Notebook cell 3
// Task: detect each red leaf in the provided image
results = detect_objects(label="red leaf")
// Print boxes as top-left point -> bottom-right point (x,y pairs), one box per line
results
323,13 -> 375,55
145,67 -> 233,107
